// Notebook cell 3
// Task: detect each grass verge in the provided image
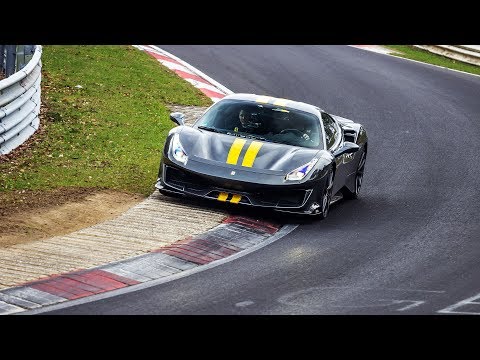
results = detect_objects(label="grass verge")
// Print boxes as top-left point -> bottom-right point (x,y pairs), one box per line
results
385,45 -> 480,76
0,45 -> 211,196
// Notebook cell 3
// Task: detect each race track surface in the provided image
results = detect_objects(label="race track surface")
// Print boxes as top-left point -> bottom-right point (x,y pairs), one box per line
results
47,45 -> 480,314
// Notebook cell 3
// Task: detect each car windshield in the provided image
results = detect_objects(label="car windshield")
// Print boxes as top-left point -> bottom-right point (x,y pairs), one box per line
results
194,99 -> 323,149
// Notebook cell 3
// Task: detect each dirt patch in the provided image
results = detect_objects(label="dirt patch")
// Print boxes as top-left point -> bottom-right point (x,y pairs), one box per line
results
0,188 -> 144,248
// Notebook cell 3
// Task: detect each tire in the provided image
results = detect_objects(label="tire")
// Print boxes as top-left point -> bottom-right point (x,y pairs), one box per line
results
343,150 -> 366,200
318,170 -> 334,220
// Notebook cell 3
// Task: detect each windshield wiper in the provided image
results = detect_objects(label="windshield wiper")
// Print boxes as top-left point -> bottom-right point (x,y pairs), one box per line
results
224,132 -> 270,142
197,126 -> 221,133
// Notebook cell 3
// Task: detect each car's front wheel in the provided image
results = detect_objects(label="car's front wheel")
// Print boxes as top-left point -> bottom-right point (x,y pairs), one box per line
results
343,149 -> 366,200
319,170 -> 334,220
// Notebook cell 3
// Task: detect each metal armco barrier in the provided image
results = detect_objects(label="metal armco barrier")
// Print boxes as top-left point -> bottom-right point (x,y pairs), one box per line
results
414,45 -> 480,67
0,45 -> 42,154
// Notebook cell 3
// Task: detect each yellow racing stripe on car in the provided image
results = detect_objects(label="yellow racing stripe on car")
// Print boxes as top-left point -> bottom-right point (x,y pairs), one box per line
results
230,194 -> 242,204
273,98 -> 289,107
256,96 -> 271,104
241,141 -> 263,167
226,138 -> 247,165
217,192 -> 229,201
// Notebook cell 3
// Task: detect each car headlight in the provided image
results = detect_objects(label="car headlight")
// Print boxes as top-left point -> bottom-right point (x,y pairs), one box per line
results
285,158 -> 318,181
171,133 -> 188,165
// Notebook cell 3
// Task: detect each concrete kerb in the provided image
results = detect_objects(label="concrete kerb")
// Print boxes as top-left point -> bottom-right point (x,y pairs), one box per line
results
22,222 -> 298,315
147,45 -> 234,96
133,45 -> 232,102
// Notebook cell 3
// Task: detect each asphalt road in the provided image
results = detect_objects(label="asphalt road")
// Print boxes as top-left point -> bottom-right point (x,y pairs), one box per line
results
47,46 -> 480,314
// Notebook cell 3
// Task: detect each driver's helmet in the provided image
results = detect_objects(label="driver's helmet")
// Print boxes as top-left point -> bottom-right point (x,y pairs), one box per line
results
239,109 -> 262,129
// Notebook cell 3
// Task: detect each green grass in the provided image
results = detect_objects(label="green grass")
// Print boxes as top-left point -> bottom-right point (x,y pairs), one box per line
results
0,45 -> 212,196
385,45 -> 480,76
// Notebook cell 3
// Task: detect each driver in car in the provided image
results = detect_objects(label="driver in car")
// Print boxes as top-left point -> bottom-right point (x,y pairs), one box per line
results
231,109 -> 267,134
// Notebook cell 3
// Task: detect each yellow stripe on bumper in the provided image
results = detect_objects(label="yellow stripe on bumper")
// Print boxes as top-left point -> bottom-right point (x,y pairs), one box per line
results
217,192 -> 229,201
230,194 -> 242,204
226,138 -> 247,165
241,141 -> 263,167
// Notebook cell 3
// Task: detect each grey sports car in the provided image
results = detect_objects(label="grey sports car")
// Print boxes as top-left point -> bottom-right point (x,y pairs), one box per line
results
156,93 -> 368,218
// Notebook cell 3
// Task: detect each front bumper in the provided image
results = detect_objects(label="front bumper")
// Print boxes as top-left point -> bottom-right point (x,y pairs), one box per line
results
156,161 -> 326,215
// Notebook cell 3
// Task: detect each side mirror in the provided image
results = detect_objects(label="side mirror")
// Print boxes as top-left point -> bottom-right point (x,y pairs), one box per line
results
332,141 -> 359,157
170,112 -> 185,126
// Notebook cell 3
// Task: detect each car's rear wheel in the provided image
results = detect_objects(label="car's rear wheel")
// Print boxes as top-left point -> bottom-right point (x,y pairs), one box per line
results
343,150 -> 366,200
319,170 -> 334,220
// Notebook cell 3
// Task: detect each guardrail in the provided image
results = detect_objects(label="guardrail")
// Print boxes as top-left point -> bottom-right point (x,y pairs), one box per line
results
414,45 -> 480,67
0,45 -> 42,155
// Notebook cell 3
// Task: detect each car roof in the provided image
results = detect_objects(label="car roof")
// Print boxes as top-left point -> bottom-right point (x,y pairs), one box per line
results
222,93 -> 323,116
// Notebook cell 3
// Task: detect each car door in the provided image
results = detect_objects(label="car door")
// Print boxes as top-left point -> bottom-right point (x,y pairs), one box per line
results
321,112 -> 346,194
